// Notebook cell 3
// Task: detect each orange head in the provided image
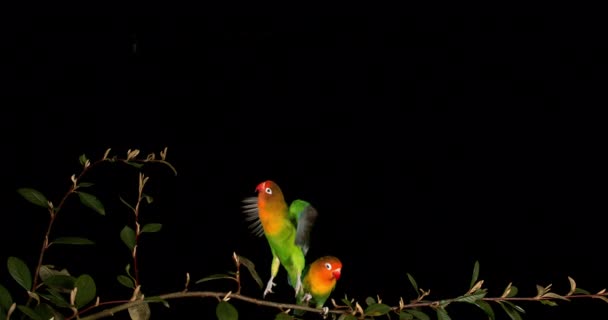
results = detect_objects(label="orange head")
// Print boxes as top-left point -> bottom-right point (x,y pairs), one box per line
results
255,180 -> 285,207
312,256 -> 342,281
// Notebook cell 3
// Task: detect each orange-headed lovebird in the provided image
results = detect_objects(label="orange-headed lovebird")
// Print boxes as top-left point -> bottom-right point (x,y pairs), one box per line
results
242,180 -> 318,298
297,256 -> 342,315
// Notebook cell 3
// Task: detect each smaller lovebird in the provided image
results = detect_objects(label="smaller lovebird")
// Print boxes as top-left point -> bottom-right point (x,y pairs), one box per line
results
296,256 -> 342,315
242,180 -> 318,298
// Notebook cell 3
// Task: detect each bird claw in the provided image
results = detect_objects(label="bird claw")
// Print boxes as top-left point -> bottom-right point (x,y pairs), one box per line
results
263,280 -> 276,298
301,293 -> 312,303
321,307 -> 329,319
294,277 -> 303,297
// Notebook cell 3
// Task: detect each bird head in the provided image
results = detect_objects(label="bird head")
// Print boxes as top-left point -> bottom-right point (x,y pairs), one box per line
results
255,180 -> 285,207
317,256 -> 342,281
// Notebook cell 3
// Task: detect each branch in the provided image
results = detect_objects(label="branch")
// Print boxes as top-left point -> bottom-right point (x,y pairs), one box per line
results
78,291 -> 331,320
71,288 -> 608,320
131,172 -> 149,287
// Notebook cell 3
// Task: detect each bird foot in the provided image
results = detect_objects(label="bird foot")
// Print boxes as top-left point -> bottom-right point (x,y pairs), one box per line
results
321,307 -> 329,319
294,277 -> 303,297
263,280 -> 276,298
301,293 -> 312,303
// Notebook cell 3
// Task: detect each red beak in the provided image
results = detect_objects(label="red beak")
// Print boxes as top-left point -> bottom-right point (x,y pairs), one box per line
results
255,182 -> 265,192
332,268 -> 341,280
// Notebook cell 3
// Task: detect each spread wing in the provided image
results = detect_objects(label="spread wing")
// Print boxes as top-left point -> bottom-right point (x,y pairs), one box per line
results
242,197 -> 264,237
289,199 -> 318,256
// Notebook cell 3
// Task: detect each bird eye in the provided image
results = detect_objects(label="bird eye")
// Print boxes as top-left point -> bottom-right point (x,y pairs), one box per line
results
325,263 -> 332,270
265,187 -> 272,195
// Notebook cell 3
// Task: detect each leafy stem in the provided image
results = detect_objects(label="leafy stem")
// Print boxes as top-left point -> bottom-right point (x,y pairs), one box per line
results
131,172 -> 149,287
21,148 -> 176,309
29,157 -> 99,304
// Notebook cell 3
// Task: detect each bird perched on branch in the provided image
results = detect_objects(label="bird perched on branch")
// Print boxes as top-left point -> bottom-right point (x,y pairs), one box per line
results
296,256 -> 342,316
242,180 -> 318,298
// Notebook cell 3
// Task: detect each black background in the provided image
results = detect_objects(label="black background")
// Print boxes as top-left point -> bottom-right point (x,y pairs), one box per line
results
1,14 -> 607,319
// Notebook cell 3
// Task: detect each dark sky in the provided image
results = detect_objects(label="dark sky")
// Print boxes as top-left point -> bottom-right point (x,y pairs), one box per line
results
1,15 -> 607,319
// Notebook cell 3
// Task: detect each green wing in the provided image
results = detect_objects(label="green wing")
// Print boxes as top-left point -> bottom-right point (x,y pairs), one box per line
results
289,199 -> 318,256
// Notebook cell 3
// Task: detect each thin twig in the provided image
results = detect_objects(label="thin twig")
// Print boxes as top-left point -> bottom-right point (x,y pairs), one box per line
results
131,173 -> 147,287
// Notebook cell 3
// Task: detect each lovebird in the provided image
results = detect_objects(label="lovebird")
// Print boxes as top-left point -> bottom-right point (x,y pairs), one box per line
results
296,256 -> 342,315
242,180 -> 318,298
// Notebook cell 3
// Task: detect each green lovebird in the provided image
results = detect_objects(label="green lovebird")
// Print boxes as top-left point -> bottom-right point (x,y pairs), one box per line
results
242,180 -> 318,298
296,256 -> 342,315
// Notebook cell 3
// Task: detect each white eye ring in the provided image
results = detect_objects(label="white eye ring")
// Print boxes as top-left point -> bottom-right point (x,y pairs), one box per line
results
325,263 -> 332,270
265,187 -> 272,195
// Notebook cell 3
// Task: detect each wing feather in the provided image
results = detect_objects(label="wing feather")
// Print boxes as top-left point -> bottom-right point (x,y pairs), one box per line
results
242,197 -> 264,237
289,200 -> 318,256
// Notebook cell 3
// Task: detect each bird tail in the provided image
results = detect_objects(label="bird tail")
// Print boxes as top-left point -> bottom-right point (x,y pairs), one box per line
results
294,283 -> 313,316
294,293 -> 307,316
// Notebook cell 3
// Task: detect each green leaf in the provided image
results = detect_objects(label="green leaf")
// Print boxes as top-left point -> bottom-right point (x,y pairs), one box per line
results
216,301 -> 238,320
159,160 -> 178,176
399,311 -> 414,320
507,285 -> 518,297
195,274 -> 235,284
117,275 -> 135,289
437,299 -> 451,308
436,308 -> 451,320
39,290 -> 72,308
120,226 -> 136,252
128,301 -> 151,320
540,300 -> 559,306
339,315 -> 358,320
0,283 -> 13,310
470,260 -> 480,289
453,291 -> 486,304
141,223 -> 162,233
407,272 -> 418,292
574,288 -> 591,294
498,302 -> 523,320
474,300 -> 495,320
34,303 -> 62,320
542,292 -> 569,301
79,154 -> 88,165
142,193 -> 154,204
341,295 -> 353,308
52,237 -> 95,245
77,191 -> 106,215
237,255 -> 263,289
7,256 -> 32,291
125,161 -> 144,169
125,264 -> 135,279
17,188 -> 48,208
275,312 -> 294,320
365,296 -> 376,306
503,301 -> 525,314
78,182 -> 95,188
535,285 -> 545,296
43,275 -> 76,290
119,196 -> 136,212
39,265 -> 71,282
28,291 -> 40,305
364,303 -> 391,316
74,274 -> 96,308
406,309 -> 430,320
144,296 -> 170,308
17,305 -> 42,320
